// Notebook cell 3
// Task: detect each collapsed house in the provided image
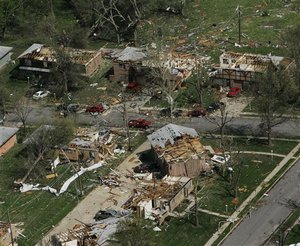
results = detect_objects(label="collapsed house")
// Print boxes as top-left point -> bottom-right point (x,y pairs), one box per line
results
123,175 -> 193,224
147,124 -> 210,177
212,51 -> 294,89
51,217 -> 127,246
60,128 -> 117,163
16,43 -> 102,79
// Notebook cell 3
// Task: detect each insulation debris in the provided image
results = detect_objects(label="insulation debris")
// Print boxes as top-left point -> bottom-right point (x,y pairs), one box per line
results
19,161 -> 105,196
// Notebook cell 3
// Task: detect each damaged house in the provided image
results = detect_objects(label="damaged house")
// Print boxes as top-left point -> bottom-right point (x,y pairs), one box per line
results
212,51 -> 294,89
16,43 -> 102,80
109,46 -> 200,90
147,124 -> 210,178
123,175 -> 193,224
109,46 -> 147,84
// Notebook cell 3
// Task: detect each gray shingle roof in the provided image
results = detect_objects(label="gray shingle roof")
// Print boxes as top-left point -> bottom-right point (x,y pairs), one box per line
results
0,127 -> 19,146
111,47 -> 147,62
147,123 -> 198,148
0,46 -> 12,59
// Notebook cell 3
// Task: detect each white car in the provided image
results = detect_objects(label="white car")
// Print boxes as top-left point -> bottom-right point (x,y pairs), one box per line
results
32,90 -> 50,100
211,154 -> 230,165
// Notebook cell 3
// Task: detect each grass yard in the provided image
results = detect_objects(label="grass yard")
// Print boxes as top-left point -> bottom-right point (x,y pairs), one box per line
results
155,212 -> 223,246
198,154 -> 282,215
0,132 -> 147,245
201,136 -> 298,155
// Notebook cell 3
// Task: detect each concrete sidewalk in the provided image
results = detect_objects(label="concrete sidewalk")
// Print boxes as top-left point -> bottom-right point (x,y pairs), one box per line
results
205,143 -> 300,246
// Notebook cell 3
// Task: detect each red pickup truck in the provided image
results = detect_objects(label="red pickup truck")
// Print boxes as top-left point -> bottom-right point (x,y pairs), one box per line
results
128,118 -> 151,129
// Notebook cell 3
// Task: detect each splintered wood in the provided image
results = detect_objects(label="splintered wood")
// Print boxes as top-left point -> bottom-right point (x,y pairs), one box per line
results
155,135 -> 204,165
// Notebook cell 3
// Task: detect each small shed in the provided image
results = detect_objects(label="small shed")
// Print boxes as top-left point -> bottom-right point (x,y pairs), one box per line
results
0,126 -> 19,155
0,46 -> 13,69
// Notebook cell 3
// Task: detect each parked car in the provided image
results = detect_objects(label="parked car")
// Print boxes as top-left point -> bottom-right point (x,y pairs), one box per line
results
211,154 -> 230,165
206,102 -> 225,113
160,108 -> 183,118
86,103 -> 105,114
57,103 -> 80,113
32,90 -> 50,99
187,108 -> 207,117
94,209 -> 118,221
128,118 -> 151,128
227,87 -> 241,97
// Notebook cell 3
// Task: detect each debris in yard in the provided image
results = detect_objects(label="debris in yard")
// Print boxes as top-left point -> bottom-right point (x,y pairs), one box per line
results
19,161 -> 105,196
46,173 -> 58,179
153,226 -> 162,232
52,216 -> 130,245
90,82 -> 98,87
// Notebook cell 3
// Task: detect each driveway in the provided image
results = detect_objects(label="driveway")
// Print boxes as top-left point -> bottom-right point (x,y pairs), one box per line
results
221,159 -> 300,246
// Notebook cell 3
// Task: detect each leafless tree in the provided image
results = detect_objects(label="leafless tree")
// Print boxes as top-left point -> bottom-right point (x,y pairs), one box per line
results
14,98 -> 33,130
255,66 -> 295,146
147,49 -> 180,120
22,121 -> 74,182
206,103 -> 234,150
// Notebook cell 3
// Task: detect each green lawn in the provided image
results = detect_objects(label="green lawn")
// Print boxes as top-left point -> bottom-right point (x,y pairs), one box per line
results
201,136 -> 298,155
198,154 -> 282,215
156,213 -> 223,246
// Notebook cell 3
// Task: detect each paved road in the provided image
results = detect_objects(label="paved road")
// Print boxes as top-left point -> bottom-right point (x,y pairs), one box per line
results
5,106 -> 300,139
221,159 -> 300,246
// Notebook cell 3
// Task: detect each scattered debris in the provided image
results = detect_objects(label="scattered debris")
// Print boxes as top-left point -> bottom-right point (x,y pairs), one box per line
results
19,161 -> 105,196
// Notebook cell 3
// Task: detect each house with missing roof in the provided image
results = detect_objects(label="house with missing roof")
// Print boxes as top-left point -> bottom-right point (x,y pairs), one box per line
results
16,43 -> 102,80
123,175 -> 194,224
212,51 -> 294,89
147,124 -> 210,178
0,46 -> 13,69
109,47 -> 200,90
0,127 -> 19,155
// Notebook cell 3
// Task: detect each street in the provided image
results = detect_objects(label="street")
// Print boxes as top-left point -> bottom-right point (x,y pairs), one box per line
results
221,159 -> 300,246
6,106 -> 300,138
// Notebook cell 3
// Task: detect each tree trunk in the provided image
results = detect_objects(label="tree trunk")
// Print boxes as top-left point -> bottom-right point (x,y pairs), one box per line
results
22,153 -> 44,183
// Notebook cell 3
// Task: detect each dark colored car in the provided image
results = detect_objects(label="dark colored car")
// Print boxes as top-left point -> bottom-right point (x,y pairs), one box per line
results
86,104 -> 105,114
206,102 -> 225,113
227,87 -> 241,97
160,108 -> 183,118
128,118 -> 151,128
57,103 -> 80,113
187,108 -> 207,117
94,209 -> 118,221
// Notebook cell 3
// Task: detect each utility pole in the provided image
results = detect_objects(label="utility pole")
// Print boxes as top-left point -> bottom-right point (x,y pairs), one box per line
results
194,177 -> 199,227
236,5 -> 242,45
7,210 -> 14,246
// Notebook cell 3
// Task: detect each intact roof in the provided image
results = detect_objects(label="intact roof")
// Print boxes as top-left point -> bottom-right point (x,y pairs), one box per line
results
0,127 -> 18,146
0,46 -> 12,59
112,47 -> 147,62
18,43 -> 43,59
147,123 -> 198,148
